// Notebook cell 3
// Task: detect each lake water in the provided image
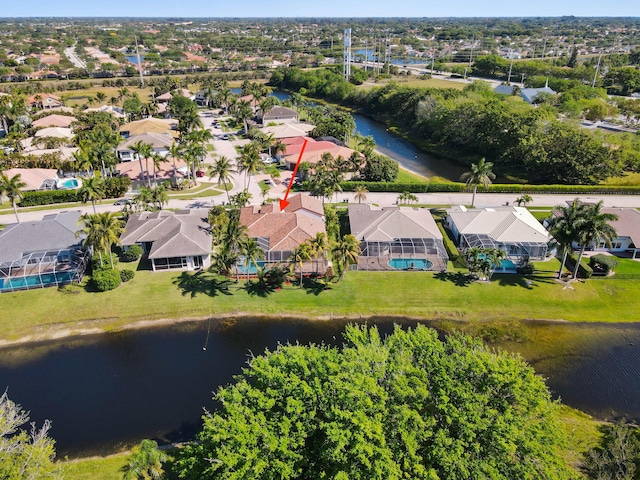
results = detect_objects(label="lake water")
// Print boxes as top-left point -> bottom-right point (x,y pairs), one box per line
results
1,318 -> 640,458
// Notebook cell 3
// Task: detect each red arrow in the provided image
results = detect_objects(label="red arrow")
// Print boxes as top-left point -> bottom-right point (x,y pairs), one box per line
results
279,139 -> 308,211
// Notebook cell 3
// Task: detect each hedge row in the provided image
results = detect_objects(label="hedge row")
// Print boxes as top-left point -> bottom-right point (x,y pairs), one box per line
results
19,189 -> 78,206
435,220 -> 467,269
340,182 -> 640,195
565,253 -> 594,279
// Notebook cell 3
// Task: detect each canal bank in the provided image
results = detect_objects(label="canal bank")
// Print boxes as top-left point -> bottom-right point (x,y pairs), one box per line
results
0,315 -> 635,458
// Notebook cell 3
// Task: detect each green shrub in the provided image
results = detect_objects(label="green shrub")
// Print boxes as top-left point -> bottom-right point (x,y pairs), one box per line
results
566,253 -> 593,279
120,245 -> 142,262
91,253 -> 118,271
19,190 -> 79,206
589,254 -> 619,275
92,268 -> 121,291
104,176 -> 132,198
435,220 -> 464,268
516,263 -> 535,275
120,269 -> 135,282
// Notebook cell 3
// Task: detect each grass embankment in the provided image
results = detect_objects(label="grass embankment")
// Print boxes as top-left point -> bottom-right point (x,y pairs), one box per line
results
3,258 -> 640,342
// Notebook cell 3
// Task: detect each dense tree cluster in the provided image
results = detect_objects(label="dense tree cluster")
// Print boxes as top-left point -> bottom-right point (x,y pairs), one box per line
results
272,68 -> 639,184
177,324 -> 574,480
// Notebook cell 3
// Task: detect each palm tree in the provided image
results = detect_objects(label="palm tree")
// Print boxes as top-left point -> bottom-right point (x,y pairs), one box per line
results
77,212 -> 123,269
331,234 -> 361,281
548,199 -> 589,279
397,191 -> 418,205
289,243 -> 313,288
309,232 -> 330,274
73,145 -> 94,177
130,141 -> 154,188
150,184 -> 169,211
237,143 -> 262,190
572,201 -> 618,279
121,439 -> 168,480
515,194 -> 533,207
487,248 -> 507,281
208,155 -> 235,204
0,173 -> 26,223
460,158 -> 495,207
241,238 -> 265,281
234,100 -> 253,133
182,142 -> 206,187
167,141 -> 183,183
134,187 -> 154,212
353,185 -> 369,204
78,176 -> 106,214
150,153 -> 166,188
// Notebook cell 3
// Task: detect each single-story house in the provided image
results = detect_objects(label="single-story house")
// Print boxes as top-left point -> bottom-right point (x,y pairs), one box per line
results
259,123 -> 315,139
119,118 -> 179,139
84,105 -> 126,119
549,206 -> 640,259
238,194 -> 327,275
348,204 -> 448,272
446,206 -> 552,269
34,127 -> 74,139
280,136 -> 363,173
2,168 -> 59,190
115,156 -> 188,187
32,114 -> 77,129
260,106 -> 299,126
493,84 -> 557,104
120,210 -> 212,272
116,132 -> 174,162
0,210 -> 89,292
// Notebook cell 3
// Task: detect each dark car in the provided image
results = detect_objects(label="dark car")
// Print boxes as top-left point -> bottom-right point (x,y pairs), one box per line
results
196,170 -> 205,178
221,134 -> 230,140
113,198 -> 131,206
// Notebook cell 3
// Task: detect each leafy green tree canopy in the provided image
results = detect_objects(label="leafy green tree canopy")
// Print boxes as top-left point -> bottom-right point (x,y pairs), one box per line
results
177,324 -> 574,480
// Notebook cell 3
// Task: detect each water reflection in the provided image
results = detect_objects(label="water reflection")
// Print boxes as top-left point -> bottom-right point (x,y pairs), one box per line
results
4,318 -> 638,457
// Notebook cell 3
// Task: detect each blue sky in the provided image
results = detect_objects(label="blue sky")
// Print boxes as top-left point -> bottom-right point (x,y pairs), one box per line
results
2,0 -> 640,18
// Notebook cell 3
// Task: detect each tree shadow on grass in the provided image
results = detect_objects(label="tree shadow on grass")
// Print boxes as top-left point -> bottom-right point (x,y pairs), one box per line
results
303,277 -> 335,296
244,279 -> 276,298
495,273 -> 555,289
173,271 -> 233,298
433,271 -> 473,287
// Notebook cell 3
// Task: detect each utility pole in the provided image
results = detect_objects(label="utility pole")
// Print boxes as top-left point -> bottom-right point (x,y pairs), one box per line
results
592,53 -> 602,88
134,35 -> 144,87
343,28 -> 351,81
507,49 -> 514,83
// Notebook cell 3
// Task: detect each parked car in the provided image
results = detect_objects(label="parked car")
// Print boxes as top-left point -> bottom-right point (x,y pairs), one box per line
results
196,170 -> 205,178
221,134 -> 230,140
114,198 -> 131,206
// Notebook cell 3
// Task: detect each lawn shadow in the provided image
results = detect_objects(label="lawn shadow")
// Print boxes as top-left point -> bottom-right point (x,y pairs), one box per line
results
433,271 -> 473,287
173,271 -> 233,298
495,273 -> 554,288
244,279 -> 276,298
303,277 -> 334,296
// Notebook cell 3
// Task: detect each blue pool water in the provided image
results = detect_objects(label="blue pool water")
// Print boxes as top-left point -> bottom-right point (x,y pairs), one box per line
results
57,178 -> 79,189
388,258 -> 433,270
497,259 -> 517,272
0,271 -> 76,292
237,261 -> 267,275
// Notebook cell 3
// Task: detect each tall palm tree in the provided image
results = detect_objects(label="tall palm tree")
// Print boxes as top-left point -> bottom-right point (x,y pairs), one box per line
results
572,201 -> 618,279
78,176 -> 106,214
73,145 -> 94,177
237,143 -> 262,190
241,238 -> 265,281
151,184 -> 169,211
130,141 -> 154,188
234,100 -> 253,133
167,141 -> 183,183
460,157 -> 495,207
548,199 -> 589,279
183,142 -> 206,187
121,439 -> 168,480
223,219 -> 249,282
134,187 -> 155,212
331,234 -> 361,281
0,173 -> 26,223
309,232 -> 330,274
77,212 -> 123,269
207,155 -> 235,204
150,153 -> 166,188
289,243 -> 313,288
354,185 -> 368,204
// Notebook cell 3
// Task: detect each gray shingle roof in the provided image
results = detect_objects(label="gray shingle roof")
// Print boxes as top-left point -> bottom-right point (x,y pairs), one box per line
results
121,210 -> 211,258
0,211 -> 84,263
349,204 -> 442,241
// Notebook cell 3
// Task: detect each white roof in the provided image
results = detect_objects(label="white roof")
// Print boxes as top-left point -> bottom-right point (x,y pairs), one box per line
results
260,123 -> 315,139
34,127 -> 73,139
447,206 -> 550,243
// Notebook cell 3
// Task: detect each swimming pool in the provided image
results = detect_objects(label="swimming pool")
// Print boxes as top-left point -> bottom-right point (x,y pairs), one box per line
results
236,260 -> 267,275
388,258 -> 433,270
496,259 -> 517,272
57,178 -> 82,190
0,271 -> 76,292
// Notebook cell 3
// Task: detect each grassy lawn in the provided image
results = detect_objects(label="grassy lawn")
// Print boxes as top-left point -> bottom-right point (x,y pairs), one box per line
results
601,172 -> 640,186
611,257 -> 640,275
3,262 -> 640,341
61,453 -> 129,480
396,168 -> 429,183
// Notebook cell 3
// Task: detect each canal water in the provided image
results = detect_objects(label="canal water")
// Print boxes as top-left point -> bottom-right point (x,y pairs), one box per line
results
1,317 -> 640,458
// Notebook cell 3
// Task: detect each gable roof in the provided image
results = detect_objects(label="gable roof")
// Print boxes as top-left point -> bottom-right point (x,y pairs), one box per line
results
117,133 -> 174,151
494,84 -> 516,96
521,86 -> 556,103
349,204 -> 442,241
260,123 -> 315,139
34,127 -> 73,139
32,114 -> 77,128
263,106 -> 298,119
0,210 -> 84,263
2,168 -> 58,190
239,194 -> 325,252
447,206 -> 550,244
119,118 -> 179,137
603,208 -> 640,246
120,210 -> 211,258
